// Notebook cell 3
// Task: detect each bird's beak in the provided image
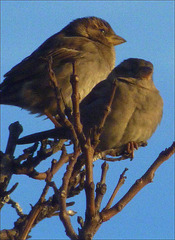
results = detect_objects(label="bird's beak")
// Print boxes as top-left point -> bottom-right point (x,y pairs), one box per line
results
107,34 -> 126,46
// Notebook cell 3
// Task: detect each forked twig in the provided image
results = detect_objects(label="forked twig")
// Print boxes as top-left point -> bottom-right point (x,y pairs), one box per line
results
59,151 -> 80,240
18,159 -> 57,240
103,168 -> 128,211
47,57 -> 79,147
101,142 -> 175,222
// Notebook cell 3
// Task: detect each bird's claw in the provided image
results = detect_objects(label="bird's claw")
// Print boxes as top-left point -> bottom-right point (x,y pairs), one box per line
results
127,141 -> 138,160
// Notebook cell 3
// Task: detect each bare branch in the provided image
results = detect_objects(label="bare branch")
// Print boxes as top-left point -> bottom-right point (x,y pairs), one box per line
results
18,159 -> 57,240
103,168 -> 128,211
84,138 -> 96,219
95,162 -> 109,211
7,197 -> 24,217
1,57 -> 174,240
70,62 -> 86,149
5,121 -> 23,156
47,57 -> 80,148
101,142 -> 175,222
93,80 -> 118,149
59,151 -> 80,240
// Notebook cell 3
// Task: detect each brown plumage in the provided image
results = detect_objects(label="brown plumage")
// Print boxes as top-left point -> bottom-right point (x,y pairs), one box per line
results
17,58 -> 163,156
0,16 -> 126,116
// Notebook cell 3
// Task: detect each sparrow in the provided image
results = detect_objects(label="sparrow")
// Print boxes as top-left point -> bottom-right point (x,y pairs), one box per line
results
17,58 -> 163,157
0,16 -> 126,120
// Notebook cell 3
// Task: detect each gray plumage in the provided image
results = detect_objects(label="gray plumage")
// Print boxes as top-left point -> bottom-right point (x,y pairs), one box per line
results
80,58 -> 163,152
18,58 -> 163,154
0,17 -> 125,116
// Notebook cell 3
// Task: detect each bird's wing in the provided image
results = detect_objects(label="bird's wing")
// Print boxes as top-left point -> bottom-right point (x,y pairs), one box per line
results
1,35 -> 84,87
80,78 -> 118,128
80,78 -> 137,146
80,79 -> 111,106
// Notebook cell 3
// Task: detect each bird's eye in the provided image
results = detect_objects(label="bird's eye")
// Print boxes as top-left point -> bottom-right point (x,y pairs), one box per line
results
100,29 -> 105,34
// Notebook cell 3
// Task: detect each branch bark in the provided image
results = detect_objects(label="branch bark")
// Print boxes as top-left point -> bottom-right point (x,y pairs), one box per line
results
101,141 -> 175,222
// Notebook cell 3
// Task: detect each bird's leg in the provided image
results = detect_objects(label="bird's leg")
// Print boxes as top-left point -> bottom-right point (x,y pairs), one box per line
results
127,141 -> 138,160
44,110 -> 62,127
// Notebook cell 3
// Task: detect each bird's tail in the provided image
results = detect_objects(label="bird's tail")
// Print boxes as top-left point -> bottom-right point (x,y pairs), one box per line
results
0,80 -> 23,106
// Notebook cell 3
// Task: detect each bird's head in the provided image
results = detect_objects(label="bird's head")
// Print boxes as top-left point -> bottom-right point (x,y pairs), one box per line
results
114,58 -> 154,81
61,16 -> 126,46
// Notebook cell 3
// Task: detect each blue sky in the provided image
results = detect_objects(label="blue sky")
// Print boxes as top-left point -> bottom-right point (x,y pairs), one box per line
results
1,1 -> 174,239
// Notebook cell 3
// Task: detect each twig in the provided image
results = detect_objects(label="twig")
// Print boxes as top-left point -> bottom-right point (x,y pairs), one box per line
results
59,150 -> 80,240
47,56 -> 65,126
5,121 -> 23,156
95,162 -> 109,211
101,142 -> 175,222
84,137 -> 96,220
70,62 -> 86,149
47,57 -> 79,149
30,147 -> 70,180
78,142 -> 174,239
0,123 -> 22,210
82,80 -> 118,220
68,170 -> 85,198
7,197 -> 24,217
1,182 -> 18,197
100,162 -> 109,184
70,62 -> 96,219
103,168 -> 128,211
93,80 -> 118,149
18,160 -> 56,240
13,140 -> 68,179
44,111 -> 62,127
15,143 -> 39,163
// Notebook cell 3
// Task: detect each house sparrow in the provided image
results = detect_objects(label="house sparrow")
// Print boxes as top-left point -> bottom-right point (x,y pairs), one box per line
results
0,16 -> 125,119
17,58 -> 163,157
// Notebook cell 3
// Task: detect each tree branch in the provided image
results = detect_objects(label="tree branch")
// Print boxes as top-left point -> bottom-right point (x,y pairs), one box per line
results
103,168 -> 128,211
95,162 -> 109,212
101,141 -> 175,222
5,121 -> 23,156
70,62 -> 86,148
18,159 -> 57,240
59,151 -> 80,240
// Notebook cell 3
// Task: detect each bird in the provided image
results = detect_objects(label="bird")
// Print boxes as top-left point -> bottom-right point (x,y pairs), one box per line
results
17,58 -> 163,157
0,16 -> 126,123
